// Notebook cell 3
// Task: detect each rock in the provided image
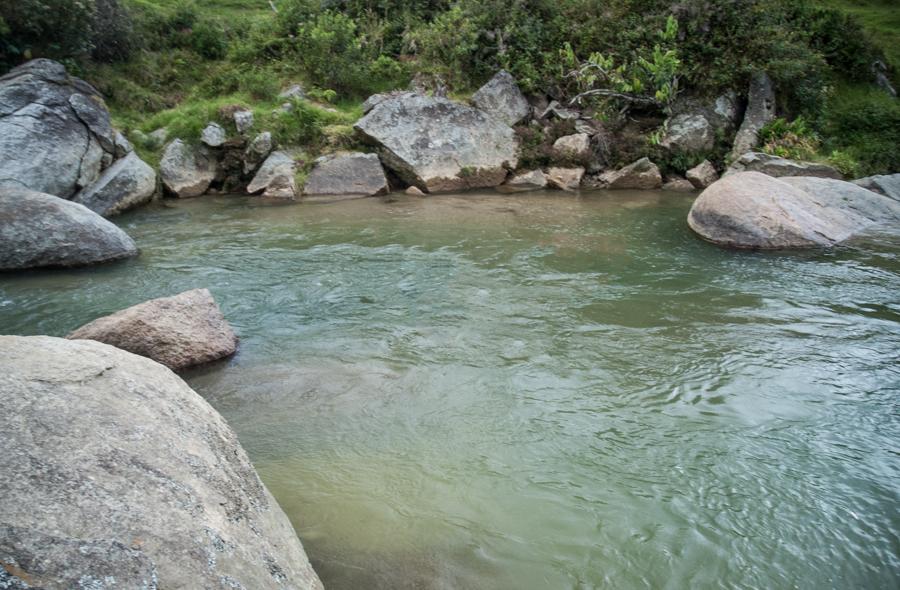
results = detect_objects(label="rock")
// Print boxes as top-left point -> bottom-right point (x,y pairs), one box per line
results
234,109 -> 254,134
553,133 -> 592,160
497,169 -> 548,193
660,113 -> 714,152
727,152 -> 843,179
243,131 -> 273,175
574,118 -> 600,135
662,177 -> 695,192
362,91 -> 412,114
247,151 -> 297,199
853,174 -> 900,202
160,139 -> 217,198
68,288 -> 238,370
546,167 -> 585,191
303,152 -> 388,200
687,172 -> 900,249
0,186 -> 138,270
539,100 -> 579,121
872,60 -> 897,98
598,157 -> 662,190
72,152 -> 157,217
279,83 -> 306,101
686,160 -> 719,189
406,185 -> 426,196
113,130 -> 133,158
0,59 -> 121,198
0,335 -> 323,589
201,122 -> 227,147
354,93 -> 518,193
470,70 -> 530,126
731,72 -> 776,159
148,128 -> 168,146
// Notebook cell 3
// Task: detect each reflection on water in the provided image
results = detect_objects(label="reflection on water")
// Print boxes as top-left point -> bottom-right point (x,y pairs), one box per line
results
2,190 -> 899,589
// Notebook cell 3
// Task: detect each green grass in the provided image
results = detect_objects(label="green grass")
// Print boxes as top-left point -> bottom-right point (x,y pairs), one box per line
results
127,0 -> 271,19
818,0 -> 900,69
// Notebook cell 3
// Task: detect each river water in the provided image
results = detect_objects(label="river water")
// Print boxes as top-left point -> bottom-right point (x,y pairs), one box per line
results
2,191 -> 899,589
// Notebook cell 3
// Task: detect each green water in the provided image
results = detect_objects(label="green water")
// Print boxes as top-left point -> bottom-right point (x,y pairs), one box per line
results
2,191 -> 899,589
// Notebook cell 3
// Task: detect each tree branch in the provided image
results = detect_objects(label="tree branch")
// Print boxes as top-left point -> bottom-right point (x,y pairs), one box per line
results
567,89 -> 662,108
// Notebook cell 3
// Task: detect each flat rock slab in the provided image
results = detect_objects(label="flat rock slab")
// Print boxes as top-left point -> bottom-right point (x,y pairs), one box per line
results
497,169 -> 548,193
727,152 -> 842,180
72,152 -> 156,217
68,288 -> 238,371
303,152 -> 388,200
0,186 -> 138,270
0,335 -> 322,590
471,70 -> 530,126
354,93 -> 518,193
853,174 -> 900,202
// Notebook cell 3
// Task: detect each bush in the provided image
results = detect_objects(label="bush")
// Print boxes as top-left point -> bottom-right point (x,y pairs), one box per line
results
0,0 -> 96,71
759,117 -> 820,161
90,0 -> 135,62
820,85 -> 900,176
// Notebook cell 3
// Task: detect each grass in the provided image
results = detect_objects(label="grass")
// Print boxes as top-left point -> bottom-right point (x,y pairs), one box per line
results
817,0 -> 900,69
127,0 -> 271,19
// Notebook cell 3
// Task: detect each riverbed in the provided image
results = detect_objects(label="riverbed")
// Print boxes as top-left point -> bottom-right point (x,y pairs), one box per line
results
2,191 -> 898,589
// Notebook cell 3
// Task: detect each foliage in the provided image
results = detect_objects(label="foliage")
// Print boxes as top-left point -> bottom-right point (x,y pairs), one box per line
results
759,117 -> 820,161
819,84 -> 900,176
0,0 -> 96,70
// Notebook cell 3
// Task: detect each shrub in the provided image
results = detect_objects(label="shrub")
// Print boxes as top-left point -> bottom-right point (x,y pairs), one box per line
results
0,0 -> 96,71
759,117 -> 820,161
820,85 -> 900,176
90,0 -> 135,62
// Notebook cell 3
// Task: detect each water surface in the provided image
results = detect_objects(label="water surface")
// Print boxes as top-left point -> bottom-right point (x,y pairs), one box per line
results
2,191 -> 899,589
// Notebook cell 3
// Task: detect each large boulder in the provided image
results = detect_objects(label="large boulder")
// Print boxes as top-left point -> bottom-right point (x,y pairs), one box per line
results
247,151 -> 297,199
0,59 -> 118,198
727,152 -> 842,180
497,169 -> 548,193
72,152 -> 157,217
302,152 -> 388,201
730,72 -> 776,159
0,186 -> 138,270
354,93 -> 518,193
0,335 -> 323,590
471,70 -> 530,126
68,288 -> 238,371
687,171 -> 900,249
853,174 -> 900,202
160,139 -> 217,197
597,157 -> 662,190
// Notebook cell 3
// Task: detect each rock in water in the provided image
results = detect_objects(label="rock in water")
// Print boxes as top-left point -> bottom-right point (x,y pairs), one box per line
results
687,172 -> 900,249
160,139 -> 217,198
0,335 -> 323,590
727,152 -> 842,180
598,158 -> 662,190
0,186 -> 138,270
546,167 -> 585,191
730,72 -> 776,160
686,160 -> 719,189
853,174 -> 900,202
662,177 -> 695,192
354,93 -> 518,193
72,152 -> 157,217
0,59 -> 119,198
247,151 -> 297,199
303,152 -> 389,200
471,70 -> 530,126
68,288 -> 238,371
497,169 -> 548,193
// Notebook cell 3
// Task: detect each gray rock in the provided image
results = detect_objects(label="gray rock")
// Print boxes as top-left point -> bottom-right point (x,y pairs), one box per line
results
687,172 -> 900,249
0,59 -> 118,198
68,288 -> 237,371
354,93 -> 518,193
660,113 -> 714,152
160,139 -> 217,198
234,109 -> 254,134
0,335 -> 323,590
243,131 -> 273,175
546,167 -> 585,191
303,152 -> 388,200
0,186 -> 138,270
662,177 -> 696,192
471,70 -> 530,126
574,118 -> 600,135
540,100 -> 579,121
497,169 -> 548,193
853,174 -> 900,202
406,185 -> 426,196
279,83 -> 306,101
553,133 -> 592,160
731,72 -> 776,159
113,130 -> 133,158
201,122 -> 227,147
686,160 -> 719,189
72,152 -> 157,217
148,128 -> 168,147
598,157 -> 662,190
247,151 -> 297,199
362,91 -> 414,114
727,152 -> 843,179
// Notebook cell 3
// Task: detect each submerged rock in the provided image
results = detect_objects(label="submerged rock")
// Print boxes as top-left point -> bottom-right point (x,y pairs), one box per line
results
497,169 -> 548,193
160,139 -> 217,198
853,174 -> 900,202
471,70 -> 530,126
72,152 -> 157,217
303,152 -> 389,200
247,151 -> 297,199
687,172 -> 900,249
686,160 -> 719,189
68,288 -> 238,371
0,335 -> 323,589
598,157 -> 662,190
662,177 -> 695,192
546,167 -> 585,191
727,152 -> 842,180
0,186 -> 138,270
354,93 -> 518,193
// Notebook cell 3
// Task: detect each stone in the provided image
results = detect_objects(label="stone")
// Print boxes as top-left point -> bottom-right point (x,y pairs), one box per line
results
0,335 -> 323,590
406,186 -> 426,196
0,186 -> 138,270
243,131 -> 273,175
853,174 -> 900,202
660,113 -> 715,152
68,288 -> 238,371
598,157 -> 663,190
574,118 -> 600,135
0,59 -> 119,198
540,100 -> 579,121
726,152 -> 843,180
247,151 -> 297,199
201,122 -> 227,147
113,130 -> 133,158
148,128 -> 168,146
160,139 -> 217,198
497,169 -> 548,193
546,167 -> 585,191
279,83 -> 306,100
72,152 -> 157,217
354,93 -> 518,193
471,70 -> 530,126
687,172 -> 900,249
686,160 -> 719,189
234,109 -> 254,134
303,152 -> 389,200
552,133 -> 592,160
730,72 -> 776,159
662,177 -> 696,192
